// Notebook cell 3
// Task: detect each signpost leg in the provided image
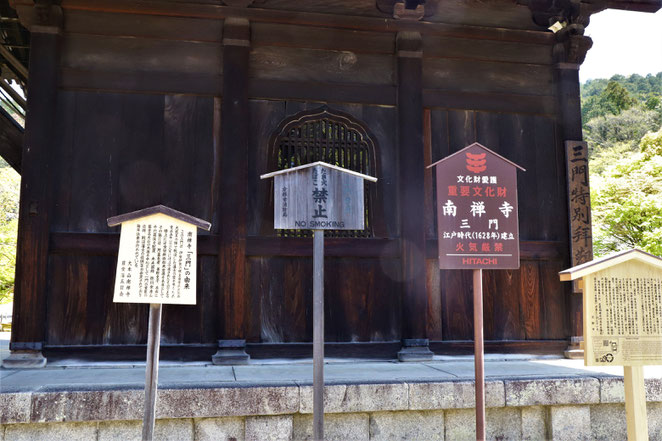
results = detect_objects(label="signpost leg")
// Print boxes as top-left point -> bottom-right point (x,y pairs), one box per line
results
624,365 -> 649,441
473,269 -> 486,441
143,303 -> 163,441
313,230 -> 325,441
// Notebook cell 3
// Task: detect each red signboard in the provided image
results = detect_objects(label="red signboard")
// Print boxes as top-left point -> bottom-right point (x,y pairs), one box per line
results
429,143 -> 525,270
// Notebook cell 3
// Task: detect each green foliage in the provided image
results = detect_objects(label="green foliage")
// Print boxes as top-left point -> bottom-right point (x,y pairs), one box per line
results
590,129 -> 662,257
0,164 -> 19,304
584,108 -> 660,153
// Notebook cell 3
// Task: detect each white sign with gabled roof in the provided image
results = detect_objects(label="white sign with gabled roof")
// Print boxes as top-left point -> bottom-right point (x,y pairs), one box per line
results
108,205 -> 211,305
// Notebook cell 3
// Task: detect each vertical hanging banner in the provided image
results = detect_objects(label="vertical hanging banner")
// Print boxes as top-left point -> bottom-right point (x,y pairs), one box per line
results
566,140 -> 593,292
428,142 -> 525,270
109,206 -> 211,305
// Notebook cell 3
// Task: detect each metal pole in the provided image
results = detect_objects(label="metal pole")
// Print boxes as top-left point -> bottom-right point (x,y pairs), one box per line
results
142,303 -> 163,441
473,269 -> 486,441
313,229 -> 325,441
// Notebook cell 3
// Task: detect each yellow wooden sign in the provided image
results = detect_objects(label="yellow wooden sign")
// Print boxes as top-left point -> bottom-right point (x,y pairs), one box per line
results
561,249 -> 662,441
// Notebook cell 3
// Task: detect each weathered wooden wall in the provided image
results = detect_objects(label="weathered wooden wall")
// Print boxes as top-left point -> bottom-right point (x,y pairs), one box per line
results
11,1 -> 574,356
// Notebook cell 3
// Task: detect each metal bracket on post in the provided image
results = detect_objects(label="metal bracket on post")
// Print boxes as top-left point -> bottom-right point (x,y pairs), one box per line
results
397,338 -> 433,362
212,339 -> 250,365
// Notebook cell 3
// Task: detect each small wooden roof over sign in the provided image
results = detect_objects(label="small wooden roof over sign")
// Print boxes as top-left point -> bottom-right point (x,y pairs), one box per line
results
260,161 -> 377,182
427,142 -> 526,172
107,205 -> 211,230
559,248 -> 662,281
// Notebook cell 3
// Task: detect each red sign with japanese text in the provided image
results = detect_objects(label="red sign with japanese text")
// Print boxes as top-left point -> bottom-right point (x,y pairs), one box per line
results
429,143 -> 524,270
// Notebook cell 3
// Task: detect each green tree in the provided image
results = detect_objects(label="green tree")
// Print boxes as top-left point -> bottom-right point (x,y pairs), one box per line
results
591,129 -> 662,256
0,159 -> 19,304
584,107 -> 660,153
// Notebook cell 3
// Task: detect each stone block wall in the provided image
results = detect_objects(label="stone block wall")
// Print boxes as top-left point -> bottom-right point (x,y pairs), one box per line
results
3,377 -> 662,440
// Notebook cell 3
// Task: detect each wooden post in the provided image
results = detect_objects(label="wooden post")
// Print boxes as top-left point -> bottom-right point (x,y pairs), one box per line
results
473,269 -> 486,441
396,31 -> 432,361
215,17 -> 251,363
5,8 -> 62,368
313,229 -> 325,441
624,366 -> 649,441
142,303 -> 163,441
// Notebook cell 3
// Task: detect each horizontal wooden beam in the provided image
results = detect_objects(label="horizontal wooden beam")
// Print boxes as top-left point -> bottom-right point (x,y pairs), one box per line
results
60,0 -> 554,44
423,90 -> 556,115
248,79 -> 396,106
59,69 -> 222,96
43,338 -> 567,360
51,232 -> 564,260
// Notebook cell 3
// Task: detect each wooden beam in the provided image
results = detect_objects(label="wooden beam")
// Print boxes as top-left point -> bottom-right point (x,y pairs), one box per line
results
60,0 -> 554,44
0,107 -> 23,173
216,17 -> 250,341
397,31 -> 427,341
9,22 -> 61,362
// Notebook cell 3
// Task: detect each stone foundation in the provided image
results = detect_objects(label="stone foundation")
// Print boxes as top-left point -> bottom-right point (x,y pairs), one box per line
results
3,377 -> 662,440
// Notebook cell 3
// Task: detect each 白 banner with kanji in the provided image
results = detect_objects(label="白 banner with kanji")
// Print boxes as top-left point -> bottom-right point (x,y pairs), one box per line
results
113,213 -> 198,305
431,143 -> 524,270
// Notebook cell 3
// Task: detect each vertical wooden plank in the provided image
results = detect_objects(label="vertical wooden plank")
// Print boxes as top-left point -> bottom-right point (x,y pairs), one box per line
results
362,105 -> 397,238
441,269 -> 473,340
46,255 -> 88,345
51,91 -> 76,231
191,96 -> 216,222
624,365 -> 649,441
533,116 -> 559,241
248,99 -> 287,236
118,94 -> 166,214
448,109 -> 475,153
397,31 -> 427,341
86,255 -> 115,344
68,92 -> 124,233
162,95 -> 196,213
492,269 -> 523,340
519,261 -> 541,339
426,259 -> 442,340
10,29 -> 61,357
217,18 -> 251,341
540,259 -> 567,339
283,257 -> 312,342
556,65 -> 585,348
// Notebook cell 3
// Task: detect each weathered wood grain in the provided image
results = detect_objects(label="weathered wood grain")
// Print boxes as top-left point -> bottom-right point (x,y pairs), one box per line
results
423,35 -> 552,65
252,22 -> 394,54
423,58 -> 555,96
61,34 -> 222,75
65,9 -> 223,42
250,46 -> 393,85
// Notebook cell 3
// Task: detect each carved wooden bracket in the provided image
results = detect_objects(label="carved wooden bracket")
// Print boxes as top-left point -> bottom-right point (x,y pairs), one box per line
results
527,0 -> 607,65
9,0 -> 63,32
377,0 -> 425,20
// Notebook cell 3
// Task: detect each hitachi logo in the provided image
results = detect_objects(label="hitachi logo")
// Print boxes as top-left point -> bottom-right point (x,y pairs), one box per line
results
462,257 -> 497,265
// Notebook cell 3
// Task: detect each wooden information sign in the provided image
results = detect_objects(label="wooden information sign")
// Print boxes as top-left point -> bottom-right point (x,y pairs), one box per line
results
261,162 -> 376,441
560,249 -> 662,441
428,142 -> 525,270
108,205 -> 211,441
429,143 -> 524,441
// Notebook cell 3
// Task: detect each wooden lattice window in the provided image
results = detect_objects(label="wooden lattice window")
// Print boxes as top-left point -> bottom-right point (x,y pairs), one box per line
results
270,107 -> 377,238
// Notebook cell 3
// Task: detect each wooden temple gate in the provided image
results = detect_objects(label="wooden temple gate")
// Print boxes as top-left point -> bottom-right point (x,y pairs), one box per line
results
4,0 -> 661,364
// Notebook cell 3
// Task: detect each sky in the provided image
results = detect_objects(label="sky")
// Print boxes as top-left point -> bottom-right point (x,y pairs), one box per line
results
580,9 -> 662,83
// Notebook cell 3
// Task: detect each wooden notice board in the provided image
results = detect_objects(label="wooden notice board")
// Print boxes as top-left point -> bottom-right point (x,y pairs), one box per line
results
261,161 -> 377,231
428,142 -> 525,270
108,205 -> 211,305
560,249 -> 662,366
